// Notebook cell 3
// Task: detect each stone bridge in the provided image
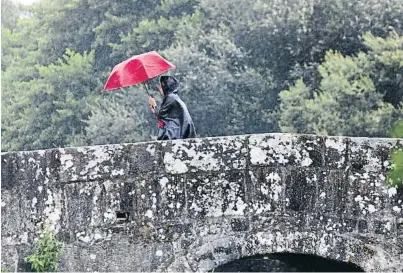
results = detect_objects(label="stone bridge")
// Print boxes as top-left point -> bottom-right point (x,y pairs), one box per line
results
1,133 -> 402,272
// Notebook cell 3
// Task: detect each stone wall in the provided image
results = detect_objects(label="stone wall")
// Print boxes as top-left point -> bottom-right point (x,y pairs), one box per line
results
1,133 -> 402,272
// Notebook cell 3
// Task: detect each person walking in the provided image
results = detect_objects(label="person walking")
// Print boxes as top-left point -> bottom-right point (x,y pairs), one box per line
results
148,76 -> 196,140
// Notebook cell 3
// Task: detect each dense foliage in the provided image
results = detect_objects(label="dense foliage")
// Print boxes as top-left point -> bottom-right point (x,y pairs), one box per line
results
2,0 -> 403,152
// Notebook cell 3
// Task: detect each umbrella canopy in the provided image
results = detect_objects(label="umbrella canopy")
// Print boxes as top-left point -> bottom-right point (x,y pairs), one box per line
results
104,51 -> 176,91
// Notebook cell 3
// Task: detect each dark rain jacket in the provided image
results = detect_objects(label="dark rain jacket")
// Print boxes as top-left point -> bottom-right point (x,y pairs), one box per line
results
155,87 -> 196,141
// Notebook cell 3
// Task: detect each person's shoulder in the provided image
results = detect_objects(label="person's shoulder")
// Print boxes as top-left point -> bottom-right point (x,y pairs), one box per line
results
162,93 -> 180,105
167,93 -> 181,100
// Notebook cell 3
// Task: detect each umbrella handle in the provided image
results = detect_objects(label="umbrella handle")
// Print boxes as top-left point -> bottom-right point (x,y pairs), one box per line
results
143,83 -> 154,98
144,83 -> 157,118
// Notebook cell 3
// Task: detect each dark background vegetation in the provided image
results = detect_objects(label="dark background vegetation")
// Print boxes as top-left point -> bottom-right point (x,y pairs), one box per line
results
2,0 -> 402,153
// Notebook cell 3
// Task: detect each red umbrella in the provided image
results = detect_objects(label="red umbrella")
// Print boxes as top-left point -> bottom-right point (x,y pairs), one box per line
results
104,51 -> 176,95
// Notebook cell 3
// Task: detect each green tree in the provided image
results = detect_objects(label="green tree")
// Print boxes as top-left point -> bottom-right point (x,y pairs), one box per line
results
193,0 -> 403,134
101,0 -> 199,68
2,49 -> 98,151
164,24 -> 276,137
363,31 -> 403,107
1,9 -> 48,151
3,0 -> 403,151
229,0 -> 403,90
279,32 -> 403,137
1,0 -> 20,30
1,0 -> 203,150
74,88 -> 155,146
22,0 -> 108,66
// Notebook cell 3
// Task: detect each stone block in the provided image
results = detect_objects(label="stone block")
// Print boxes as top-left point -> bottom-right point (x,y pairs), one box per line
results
247,167 -> 286,214
135,173 -> 186,224
230,218 -> 249,232
248,134 -> 323,168
58,142 -> 163,183
1,149 -> 60,188
285,168 -> 318,212
345,170 -> 392,218
315,170 -> 349,215
161,136 -> 248,175
348,138 -> 401,172
186,171 -> 247,219
324,136 -> 348,169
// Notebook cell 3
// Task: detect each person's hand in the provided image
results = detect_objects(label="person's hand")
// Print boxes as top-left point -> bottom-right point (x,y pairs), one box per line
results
148,96 -> 157,113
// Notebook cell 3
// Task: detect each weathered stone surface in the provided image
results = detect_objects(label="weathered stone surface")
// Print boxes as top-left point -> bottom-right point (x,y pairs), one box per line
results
1,149 -> 60,188
1,133 -> 402,272
247,167 -> 286,214
186,171 -> 247,219
348,137 -> 401,173
324,136 -> 348,169
162,136 -> 248,175
248,134 -> 318,167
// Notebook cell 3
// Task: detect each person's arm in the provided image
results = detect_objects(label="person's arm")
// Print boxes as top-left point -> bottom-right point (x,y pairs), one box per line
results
149,96 -> 176,119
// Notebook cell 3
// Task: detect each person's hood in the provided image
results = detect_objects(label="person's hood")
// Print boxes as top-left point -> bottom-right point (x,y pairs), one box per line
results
160,76 -> 180,96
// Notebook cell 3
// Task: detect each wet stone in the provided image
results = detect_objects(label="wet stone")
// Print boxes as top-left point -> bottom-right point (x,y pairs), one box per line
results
181,238 -> 192,249
2,133 -> 403,272
345,170 -> 389,218
156,174 -> 187,222
285,168 -> 317,212
372,219 -> 395,235
340,217 -> 358,233
291,135 -> 325,167
1,149 -> 60,188
324,136 -> 348,169
213,246 -> 235,255
248,134 -> 297,167
348,138 -> 398,173
358,220 -> 368,233
162,136 -> 248,174
230,218 -> 249,232
299,234 -> 319,254
397,218 -> 403,237
248,167 -> 286,215
315,170 -> 348,215
186,171 -> 246,219
196,251 -> 214,262
150,244 -> 175,272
